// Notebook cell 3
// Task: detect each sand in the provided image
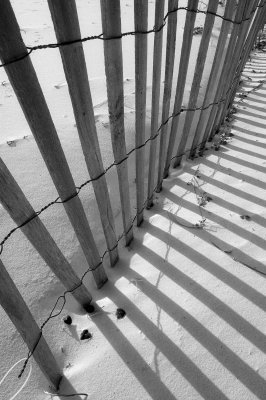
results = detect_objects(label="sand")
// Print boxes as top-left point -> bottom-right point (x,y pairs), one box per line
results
0,1 -> 266,399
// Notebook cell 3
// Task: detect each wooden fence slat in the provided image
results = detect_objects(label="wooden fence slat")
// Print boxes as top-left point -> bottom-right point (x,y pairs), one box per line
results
213,0 -> 259,132
134,0 -> 148,225
47,0 -> 118,267
195,0 -> 250,151
163,0 -> 199,179
172,0 -> 219,168
245,6 -> 266,60
0,157 -> 93,309
100,0 -> 133,245
189,0 -> 236,158
0,259 -> 62,389
156,0 -> 178,192
226,2 -> 266,112
0,0 -> 107,289
146,0 -> 165,209
218,0 -> 265,124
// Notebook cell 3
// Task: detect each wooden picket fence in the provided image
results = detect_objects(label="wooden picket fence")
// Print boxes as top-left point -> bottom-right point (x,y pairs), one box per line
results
0,0 -> 265,390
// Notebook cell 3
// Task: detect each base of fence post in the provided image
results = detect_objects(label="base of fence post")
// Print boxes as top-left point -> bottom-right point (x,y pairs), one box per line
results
136,216 -> 144,227
125,226 -> 134,247
0,259 -> 62,389
155,182 -> 163,193
173,157 -> 182,169
163,168 -> 169,180
146,201 -> 154,210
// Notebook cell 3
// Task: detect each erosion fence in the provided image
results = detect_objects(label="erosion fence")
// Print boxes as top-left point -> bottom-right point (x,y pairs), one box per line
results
0,0 -> 265,390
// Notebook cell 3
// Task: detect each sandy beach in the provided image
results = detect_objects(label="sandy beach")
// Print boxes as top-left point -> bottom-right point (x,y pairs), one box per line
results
0,1 -> 266,399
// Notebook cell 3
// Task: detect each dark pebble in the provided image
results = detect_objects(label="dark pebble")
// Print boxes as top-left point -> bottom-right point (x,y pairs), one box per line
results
240,215 -> 251,220
63,315 -> 72,325
84,303 -> 95,314
116,308 -> 126,319
80,329 -> 92,340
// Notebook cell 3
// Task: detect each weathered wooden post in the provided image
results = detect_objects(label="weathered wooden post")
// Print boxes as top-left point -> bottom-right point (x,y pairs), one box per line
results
212,0 -> 259,133
163,0 -> 199,179
219,0 -> 266,123
47,0 -> 118,267
0,258 -> 62,389
0,157 -> 93,309
134,0 -> 148,225
100,0 -> 133,245
189,0 -> 236,158
222,2 -> 266,117
196,0 -> 250,150
146,0 -> 165,208
231,3 -> 266,94
0,0 -> 107,289
156,0 -> 178,192
173,0 -> 219,168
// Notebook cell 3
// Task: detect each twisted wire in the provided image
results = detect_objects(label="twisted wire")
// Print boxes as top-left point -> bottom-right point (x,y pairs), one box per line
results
0,1 -> 263,68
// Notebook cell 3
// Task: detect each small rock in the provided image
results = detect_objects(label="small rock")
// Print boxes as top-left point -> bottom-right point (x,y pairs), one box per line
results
116,308 -> 126,319
240,215 -> 251,220
84,303 -> 95,313
63,315 -> 72,325
193,26 -> 203,35
80,329 -> 92,340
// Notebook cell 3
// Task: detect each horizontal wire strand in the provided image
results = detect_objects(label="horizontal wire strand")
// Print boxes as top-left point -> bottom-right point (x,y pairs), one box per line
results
0,66 -> 261,257
0,2 -> 263,68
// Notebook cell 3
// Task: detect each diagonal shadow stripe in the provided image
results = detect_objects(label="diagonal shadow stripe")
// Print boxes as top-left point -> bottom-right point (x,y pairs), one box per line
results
169,176 -> 266,248
107,254 -> 266,399
244,94 -> 266,104
162,187 -> 266,272
98,282 -> 230,400
231,124 -> 266,138
217,151 -> 266,171
184,166 -> 266,208
203,157 -> 266,189
132,232 -> 266,354
233,115 -> 266,129
235,108 -> 266,120
236,103 -> 266,114
91,307 -> 178,400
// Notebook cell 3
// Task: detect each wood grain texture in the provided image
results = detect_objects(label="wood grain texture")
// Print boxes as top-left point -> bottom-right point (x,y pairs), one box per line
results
156,0 -> 178,192
173,0 -> 219,168
0,0 -> 107,288
227,2 -> 266,110
134,0 -> 148,225
218,0 -> 263,124
0,258 -> 62,389
189,0 -> 236,158
163,0 -> 199,178
100,0 -> 133,245
0,157 -> 93,307
146,0 -> 165,208
214,0 -> 259,130
196,0 -> 249,149
48,0 -> 118,267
